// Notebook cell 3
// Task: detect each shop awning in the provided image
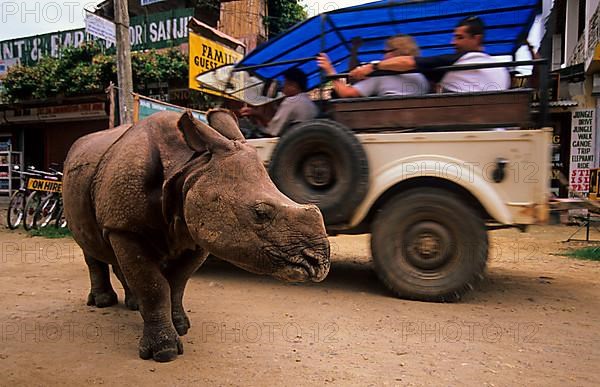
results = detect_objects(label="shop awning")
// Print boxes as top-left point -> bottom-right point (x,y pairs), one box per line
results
235,0 -> 542,90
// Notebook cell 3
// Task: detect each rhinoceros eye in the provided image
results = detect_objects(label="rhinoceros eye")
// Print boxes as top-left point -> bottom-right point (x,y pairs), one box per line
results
254,202 -> 276,224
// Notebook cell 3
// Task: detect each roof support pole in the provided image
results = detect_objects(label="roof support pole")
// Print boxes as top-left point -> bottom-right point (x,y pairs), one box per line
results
319,14 -> 327,108
539,6 -> 556,128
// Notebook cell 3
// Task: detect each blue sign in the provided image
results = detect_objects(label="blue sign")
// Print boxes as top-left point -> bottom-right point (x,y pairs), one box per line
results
141,0 -> 165,5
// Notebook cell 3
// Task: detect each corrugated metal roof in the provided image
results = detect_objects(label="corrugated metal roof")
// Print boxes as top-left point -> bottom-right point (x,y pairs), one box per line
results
549,100 -> 578,107
532,100 -> 578,107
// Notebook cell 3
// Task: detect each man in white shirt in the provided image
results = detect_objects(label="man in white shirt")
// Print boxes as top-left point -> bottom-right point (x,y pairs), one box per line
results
241,68 -> 318,137
350,16 -> 510,93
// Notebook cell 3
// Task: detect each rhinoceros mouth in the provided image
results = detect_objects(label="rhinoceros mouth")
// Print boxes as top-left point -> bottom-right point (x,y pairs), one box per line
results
264,244 -> 330,283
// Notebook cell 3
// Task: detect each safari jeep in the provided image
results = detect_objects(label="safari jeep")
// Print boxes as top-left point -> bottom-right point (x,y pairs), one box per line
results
193,0 -> 551,301
246,89 -> 552,302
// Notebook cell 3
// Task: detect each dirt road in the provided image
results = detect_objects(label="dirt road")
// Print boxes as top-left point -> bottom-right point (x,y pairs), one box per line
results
0,225 -> 599,386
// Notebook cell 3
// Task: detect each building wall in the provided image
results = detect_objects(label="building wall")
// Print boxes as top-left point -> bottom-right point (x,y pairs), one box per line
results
13,119 -> 108,170
588,0 -> 600,23
565,0 -> 581,65
44,120 -> 109,169
219,0 -> 268,51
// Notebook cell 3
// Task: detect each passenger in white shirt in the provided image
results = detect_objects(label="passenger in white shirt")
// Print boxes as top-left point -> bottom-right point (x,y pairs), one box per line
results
350,16 -> 510,93
317,35 -> 430,98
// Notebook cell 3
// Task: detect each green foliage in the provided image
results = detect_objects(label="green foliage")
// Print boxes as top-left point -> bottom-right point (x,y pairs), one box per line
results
266,0 -> 308,38
564,246 -> 600,261
3,44 -> 189,103
29,226 -> 72,239
131,49 -> 189,88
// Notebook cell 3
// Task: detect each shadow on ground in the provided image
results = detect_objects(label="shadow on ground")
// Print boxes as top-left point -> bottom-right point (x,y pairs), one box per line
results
194,256 -> 390,296
193,255 -> 566,305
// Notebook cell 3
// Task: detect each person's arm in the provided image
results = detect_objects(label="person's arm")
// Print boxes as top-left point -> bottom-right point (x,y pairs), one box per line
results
350,53 -> 462,80
240,106 -> 270,126
317,53 -> 362,98
350,56 -> 416,80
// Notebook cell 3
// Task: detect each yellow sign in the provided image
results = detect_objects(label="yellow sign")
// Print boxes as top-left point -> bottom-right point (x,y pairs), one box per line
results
188,31 -> 243,98
27,178 -> 62,193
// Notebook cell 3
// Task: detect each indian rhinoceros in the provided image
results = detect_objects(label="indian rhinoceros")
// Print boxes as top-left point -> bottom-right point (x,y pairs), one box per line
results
62,110 -> 330,362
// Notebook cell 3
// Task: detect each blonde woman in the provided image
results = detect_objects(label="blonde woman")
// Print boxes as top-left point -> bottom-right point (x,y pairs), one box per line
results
317,34 -> 430,97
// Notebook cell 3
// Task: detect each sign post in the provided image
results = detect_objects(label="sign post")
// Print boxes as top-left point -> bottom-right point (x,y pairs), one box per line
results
85,12 -> 116,44
188,31 -> 244,98
569,109 -> 597,195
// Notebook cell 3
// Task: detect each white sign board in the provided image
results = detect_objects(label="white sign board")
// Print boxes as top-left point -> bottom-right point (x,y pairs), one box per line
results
141,0 -> 165,5
0,58 -> 19,76
85,12 -> 116,44
569,109 -> 596,194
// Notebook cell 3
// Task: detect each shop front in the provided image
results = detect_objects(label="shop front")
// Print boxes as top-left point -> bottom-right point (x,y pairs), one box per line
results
0,96 -> 109,172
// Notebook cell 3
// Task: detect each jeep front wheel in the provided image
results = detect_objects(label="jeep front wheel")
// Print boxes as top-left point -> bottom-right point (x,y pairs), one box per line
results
371,188 -> 488,302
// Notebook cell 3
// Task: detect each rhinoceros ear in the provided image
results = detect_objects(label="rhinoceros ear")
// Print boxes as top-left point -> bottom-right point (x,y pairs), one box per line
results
178,110 -> 234,154
207,109 -> 245,142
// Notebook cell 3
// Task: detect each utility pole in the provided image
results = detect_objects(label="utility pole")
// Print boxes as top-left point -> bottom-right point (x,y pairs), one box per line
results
114,0 -> 134,124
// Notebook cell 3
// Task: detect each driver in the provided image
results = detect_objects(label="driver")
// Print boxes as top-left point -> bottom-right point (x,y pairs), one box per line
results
240,68 -> 318,137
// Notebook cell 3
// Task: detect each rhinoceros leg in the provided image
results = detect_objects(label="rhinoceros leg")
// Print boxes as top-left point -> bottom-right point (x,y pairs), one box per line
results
84,253 -> 118,308
163,249 -> 208,336
108,232 -> 182,362
112,264 -> 139,311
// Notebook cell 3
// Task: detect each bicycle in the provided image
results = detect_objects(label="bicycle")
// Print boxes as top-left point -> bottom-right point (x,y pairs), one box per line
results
21,167 -> 62,231
33,167 -> 64,229
6,166 -> 55,230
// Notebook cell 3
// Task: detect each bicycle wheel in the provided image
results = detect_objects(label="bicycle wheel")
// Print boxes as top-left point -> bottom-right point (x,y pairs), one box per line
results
7,190 -> 26,229
35,194 -> 60,229
23,191 -> 43,231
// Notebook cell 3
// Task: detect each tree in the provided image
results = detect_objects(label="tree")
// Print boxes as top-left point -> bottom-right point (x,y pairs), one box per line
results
266,0 -> 307,38
3,44 -> 189,103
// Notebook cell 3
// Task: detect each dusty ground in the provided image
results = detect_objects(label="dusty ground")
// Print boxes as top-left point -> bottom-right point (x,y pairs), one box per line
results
0,225 -> 599,386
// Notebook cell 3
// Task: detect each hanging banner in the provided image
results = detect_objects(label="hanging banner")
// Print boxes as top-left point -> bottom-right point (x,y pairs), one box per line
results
569,109 -> 596,195
0,8 -> 193,66
188,31 -> 244,98
133,93 -> 206,123
85,12 -> 116,44
129,8 -> 193,51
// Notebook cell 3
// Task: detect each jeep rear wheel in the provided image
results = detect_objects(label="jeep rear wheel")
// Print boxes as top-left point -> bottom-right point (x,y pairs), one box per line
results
371,188 -> 488,302
269,119 -> 369,225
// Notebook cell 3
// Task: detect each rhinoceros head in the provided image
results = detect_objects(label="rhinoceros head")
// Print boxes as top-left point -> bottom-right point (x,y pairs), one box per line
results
171,110 -> 330,283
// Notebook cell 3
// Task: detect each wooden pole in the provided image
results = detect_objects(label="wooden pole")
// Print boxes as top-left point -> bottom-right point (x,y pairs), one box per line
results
114,0 -> 134,125
107,82 -> 115,129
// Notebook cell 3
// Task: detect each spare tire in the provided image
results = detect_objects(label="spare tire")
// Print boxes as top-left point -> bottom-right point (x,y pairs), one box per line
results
268,119 -> 369,225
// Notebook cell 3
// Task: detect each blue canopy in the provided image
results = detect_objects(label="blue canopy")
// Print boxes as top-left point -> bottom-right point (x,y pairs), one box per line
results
235,0 -> 542,90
